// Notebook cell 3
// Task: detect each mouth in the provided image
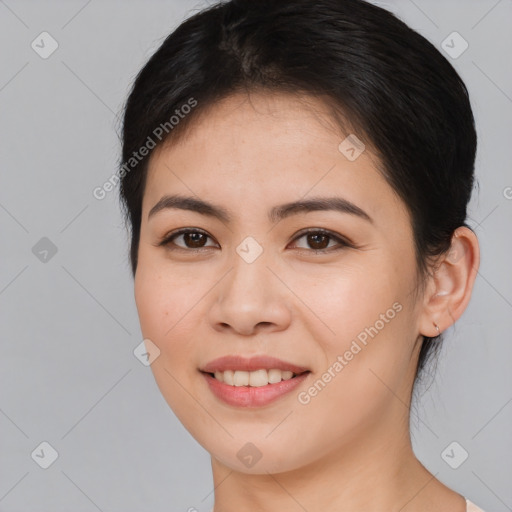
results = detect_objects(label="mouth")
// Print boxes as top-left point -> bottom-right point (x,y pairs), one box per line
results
199,355 -> 311,407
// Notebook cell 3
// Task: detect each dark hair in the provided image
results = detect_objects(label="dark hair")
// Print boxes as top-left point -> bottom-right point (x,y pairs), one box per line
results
118,0 -> 477,382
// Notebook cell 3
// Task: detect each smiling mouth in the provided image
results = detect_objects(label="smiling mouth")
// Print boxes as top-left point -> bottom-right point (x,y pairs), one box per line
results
203,369 -> 310,387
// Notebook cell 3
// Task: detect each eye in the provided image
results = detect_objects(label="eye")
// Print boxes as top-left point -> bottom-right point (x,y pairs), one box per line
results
158,228 -> 218,250
289,228 -> 352,252
157,227 -> 353,253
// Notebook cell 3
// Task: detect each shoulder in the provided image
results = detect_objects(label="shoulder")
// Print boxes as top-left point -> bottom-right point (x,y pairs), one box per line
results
466,499 -> 487,512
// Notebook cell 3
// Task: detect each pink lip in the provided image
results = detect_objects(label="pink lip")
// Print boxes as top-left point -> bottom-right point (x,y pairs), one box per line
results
200,355 -> 309,374
201,371 -> 310,408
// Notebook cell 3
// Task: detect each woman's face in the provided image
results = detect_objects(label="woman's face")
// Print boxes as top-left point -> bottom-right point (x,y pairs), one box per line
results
135,92 -> 426,473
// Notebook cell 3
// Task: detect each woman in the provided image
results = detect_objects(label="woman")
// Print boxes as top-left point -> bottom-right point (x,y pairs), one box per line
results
119,0 -> 485,510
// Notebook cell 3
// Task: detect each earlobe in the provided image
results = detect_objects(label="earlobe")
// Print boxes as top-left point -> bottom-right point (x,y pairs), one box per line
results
419,226 -> 480,337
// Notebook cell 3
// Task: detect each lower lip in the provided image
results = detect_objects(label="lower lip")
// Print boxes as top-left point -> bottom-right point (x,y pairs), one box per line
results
201,371 -> 310,407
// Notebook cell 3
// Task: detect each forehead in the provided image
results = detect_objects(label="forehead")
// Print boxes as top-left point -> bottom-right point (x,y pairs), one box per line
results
143,91 -> 408,229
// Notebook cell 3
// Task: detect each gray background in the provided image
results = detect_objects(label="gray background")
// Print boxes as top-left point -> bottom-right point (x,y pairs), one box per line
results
1,0 -> 511,510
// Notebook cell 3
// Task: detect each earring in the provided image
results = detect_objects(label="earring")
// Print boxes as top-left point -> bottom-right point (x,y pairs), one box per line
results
434,323 -> 441,336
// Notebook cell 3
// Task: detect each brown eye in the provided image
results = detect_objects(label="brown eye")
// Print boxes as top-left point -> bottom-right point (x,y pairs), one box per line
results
291,229 -> 351,252
159,229 -> 218,250
306,233 -> 330,250
182,232 -> 208,248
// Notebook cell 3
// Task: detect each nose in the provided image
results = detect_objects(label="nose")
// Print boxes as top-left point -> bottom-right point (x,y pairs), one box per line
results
208,252 -> 292,336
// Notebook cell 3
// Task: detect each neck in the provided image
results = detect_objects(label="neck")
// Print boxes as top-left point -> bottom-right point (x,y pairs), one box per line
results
210,414 -> 461,512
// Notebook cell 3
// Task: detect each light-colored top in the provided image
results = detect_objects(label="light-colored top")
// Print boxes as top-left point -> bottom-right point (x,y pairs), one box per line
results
466,498 -> 486,511
210,499 -> 485,511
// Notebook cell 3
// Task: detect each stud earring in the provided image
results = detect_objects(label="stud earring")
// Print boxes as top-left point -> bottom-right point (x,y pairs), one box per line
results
434,323 -> 441,336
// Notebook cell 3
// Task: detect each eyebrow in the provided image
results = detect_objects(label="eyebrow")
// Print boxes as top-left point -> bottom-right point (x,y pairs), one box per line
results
147,194 -> 373,224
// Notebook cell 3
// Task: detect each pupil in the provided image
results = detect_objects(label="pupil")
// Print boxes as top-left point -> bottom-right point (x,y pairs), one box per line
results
308,233 -> 328,250
185,232 -> 206,248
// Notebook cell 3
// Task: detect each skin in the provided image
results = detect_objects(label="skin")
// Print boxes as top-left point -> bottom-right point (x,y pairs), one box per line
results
134,91 -> 480,512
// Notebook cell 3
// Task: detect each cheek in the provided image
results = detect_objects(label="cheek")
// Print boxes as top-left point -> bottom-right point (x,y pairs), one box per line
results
290,260 -> 413,400
134,267 -> 201,417
134,269 -> 166,339
135,262 -> 197,340
134,263 -> 211,386
288,259 -> 403,348
290,284 -> 410,457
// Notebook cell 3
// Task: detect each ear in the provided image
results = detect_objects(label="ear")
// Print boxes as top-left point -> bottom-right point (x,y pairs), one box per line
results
418,226 -> 480,337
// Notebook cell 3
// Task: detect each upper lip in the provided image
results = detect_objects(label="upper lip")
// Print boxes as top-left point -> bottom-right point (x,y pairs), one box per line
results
200,355 -> 309,374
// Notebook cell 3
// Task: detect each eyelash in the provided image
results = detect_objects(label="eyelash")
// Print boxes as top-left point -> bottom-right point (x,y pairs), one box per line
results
157,227 -> 354,253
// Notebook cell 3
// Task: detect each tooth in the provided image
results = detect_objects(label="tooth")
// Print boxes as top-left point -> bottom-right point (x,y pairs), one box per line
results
268,369 -> 282,384
249,369 -> 268,387
223,370 -> 234,385
233,370 -> 249,386
214,368 -> 298,385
